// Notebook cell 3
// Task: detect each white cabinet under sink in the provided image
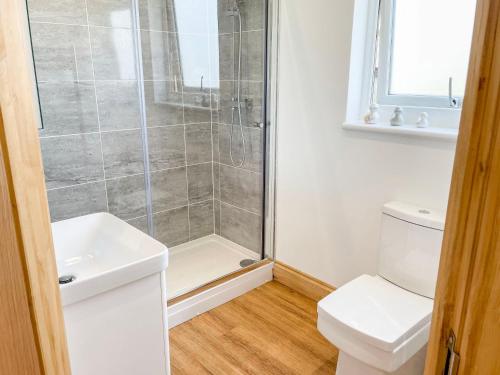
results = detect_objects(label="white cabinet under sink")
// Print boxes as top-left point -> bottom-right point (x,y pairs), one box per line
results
52,213 -> 170,375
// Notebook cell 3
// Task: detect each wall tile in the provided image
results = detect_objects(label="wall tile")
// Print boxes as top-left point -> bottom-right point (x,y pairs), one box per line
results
241,30 -> 264,81
139,0 -> 176,32
27,0 -> 87,25
219,164 -> 262,214
189,200 -> 214,240
154,206 -> 190,246
147,126 -> 185,170
220,202 -> 261,254
41,133 -> 103,189
47,182 -> 107,222
151,167 -> 188,212
101,129 -> 144,178
215,0 -> 234,34
95,80 -> 141,131
90,26 -> 136,80
217,33 -> 234,81
31,23 -> 93,81
38,81 -> 98,136
216,124 -> 263,172
126,215 -> 149,234
185,123 -> 212,164
239,0 -> 265,31
87,0 -> 133,28
183,91 -> 212,124
187,163 -> 213,203
106,174 -> 147,220
144,81 -> 184,126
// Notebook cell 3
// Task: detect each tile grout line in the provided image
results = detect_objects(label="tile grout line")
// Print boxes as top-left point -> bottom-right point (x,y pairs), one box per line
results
39,122 -> 216,139
207,0 -> 217,236
73,46 -> 79,82
218,159 -> 222,233
45,162 -> 215,192
183,127 -> 192,241
125,214 -> 148,222
179,37 -> 191,241
39,131 -> 102,139
30,20 -> 264,35
125,196 -> 215,225
37,78 -> 264,84
46,180 -> 103,192
154,198 -> 214,218
38,121 -> 233,140
218,199 -> 262,217
218,161 -> 262,175
84,0 -> 109,212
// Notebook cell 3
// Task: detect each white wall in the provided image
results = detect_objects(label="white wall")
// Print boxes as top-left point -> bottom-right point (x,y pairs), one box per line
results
274,0 -> 456,287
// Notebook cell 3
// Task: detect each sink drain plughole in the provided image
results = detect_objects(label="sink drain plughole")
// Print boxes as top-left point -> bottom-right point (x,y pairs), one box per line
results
240,259 -> 257,268
59,274 -> 76,284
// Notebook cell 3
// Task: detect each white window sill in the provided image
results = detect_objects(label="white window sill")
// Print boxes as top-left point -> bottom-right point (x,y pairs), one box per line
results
342,121 -> 458,142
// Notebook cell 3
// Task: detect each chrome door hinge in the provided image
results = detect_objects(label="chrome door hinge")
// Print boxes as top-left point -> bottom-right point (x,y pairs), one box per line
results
444,330 -> 460,375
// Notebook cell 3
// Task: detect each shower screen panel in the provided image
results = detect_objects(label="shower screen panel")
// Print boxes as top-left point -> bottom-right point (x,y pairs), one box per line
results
27,0 -> 268,297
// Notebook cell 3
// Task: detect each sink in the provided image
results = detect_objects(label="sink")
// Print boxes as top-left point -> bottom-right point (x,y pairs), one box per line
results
52,212 -> 168,306
51,212 -> 170,375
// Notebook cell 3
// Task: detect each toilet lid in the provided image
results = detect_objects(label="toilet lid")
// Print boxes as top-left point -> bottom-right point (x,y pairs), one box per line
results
318,275 -> 433,352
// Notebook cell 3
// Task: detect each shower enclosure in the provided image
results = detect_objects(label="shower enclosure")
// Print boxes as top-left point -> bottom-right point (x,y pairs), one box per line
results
27,0 -> 270,299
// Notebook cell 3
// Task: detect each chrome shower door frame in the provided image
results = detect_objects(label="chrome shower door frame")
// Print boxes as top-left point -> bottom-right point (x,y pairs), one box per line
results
263,0 -> 280,261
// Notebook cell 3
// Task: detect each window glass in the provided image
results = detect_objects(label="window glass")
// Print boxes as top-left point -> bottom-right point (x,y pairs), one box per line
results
389,0 -> 476,97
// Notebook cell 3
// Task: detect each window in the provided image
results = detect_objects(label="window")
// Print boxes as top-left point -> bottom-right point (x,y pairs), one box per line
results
374,0 -> 477,109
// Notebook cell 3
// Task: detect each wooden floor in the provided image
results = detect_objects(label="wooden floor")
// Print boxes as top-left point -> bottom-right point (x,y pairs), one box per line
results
169,281 -> 338,374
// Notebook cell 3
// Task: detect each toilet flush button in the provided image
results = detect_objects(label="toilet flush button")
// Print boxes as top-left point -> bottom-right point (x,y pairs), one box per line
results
419,209 -> 431,215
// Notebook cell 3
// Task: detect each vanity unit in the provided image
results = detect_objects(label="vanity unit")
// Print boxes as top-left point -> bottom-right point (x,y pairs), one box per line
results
52,213 -> 170,375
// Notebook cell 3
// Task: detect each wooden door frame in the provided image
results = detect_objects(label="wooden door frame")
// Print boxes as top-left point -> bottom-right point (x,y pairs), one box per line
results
424,0 -> 500,373
0,0 -> 71,374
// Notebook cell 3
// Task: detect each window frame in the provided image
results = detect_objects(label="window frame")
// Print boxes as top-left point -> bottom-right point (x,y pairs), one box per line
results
375,0 -> 465,109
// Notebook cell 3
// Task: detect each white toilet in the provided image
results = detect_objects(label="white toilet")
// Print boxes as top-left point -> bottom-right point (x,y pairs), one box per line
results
317,201 -> 445,375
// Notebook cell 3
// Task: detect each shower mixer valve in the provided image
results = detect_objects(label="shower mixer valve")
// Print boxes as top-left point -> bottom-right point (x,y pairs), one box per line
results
231,97 -> 252,111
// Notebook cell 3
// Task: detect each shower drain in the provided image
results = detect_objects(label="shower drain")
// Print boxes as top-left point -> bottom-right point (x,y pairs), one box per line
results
240,259 -> 257,268
58,274 -> 76,285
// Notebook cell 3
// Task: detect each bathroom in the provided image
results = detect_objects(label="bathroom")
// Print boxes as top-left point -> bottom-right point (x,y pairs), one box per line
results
0,0 -> 498,374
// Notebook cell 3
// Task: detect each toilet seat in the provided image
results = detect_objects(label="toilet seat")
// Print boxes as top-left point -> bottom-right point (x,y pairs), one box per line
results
317,275 -> 433,372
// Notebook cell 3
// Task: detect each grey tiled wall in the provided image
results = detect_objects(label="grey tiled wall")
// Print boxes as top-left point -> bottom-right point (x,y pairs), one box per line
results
29,0 -> 266,254
212,0 -> 266,254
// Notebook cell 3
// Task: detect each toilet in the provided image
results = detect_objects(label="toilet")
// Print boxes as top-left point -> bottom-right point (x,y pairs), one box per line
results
317,201 -> 445,375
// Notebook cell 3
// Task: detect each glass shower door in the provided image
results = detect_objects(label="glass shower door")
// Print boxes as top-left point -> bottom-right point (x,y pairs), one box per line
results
137,0 -> 269,299
27,0 -> 269,300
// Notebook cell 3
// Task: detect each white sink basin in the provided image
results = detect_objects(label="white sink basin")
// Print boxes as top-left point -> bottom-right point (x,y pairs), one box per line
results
52,212 -> 168,306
